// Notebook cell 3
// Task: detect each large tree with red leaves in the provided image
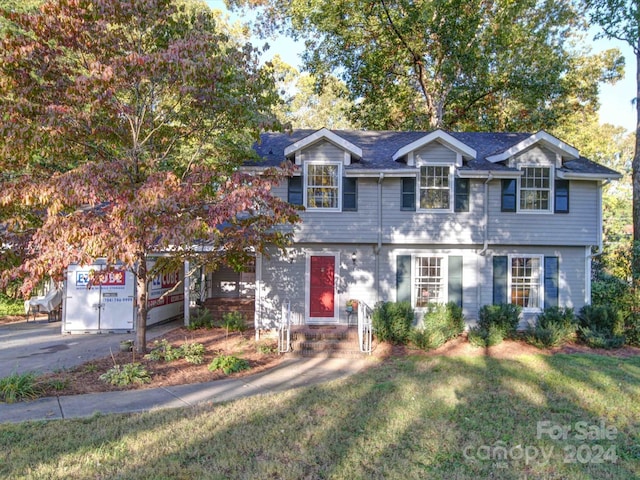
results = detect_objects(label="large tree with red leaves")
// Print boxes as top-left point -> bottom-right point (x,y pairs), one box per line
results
0,0 -> 298,351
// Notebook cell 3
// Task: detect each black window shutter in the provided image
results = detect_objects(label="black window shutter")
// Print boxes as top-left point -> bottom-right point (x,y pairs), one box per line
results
493,256 -> 508,304
544,257 -> 559,308
454,178 -> 470,212
448,256 -> 463,307
396,255 -> 412,303
501,179 -> 517,212
288,176 -> 303,205
343,177 -> 358,211
401,178 -> 416,211
555,180 -> 569,213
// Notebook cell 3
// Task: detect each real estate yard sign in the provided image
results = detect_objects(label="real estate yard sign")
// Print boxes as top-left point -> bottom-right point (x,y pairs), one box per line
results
146,259 -> 184,327
62,263 -> 135,333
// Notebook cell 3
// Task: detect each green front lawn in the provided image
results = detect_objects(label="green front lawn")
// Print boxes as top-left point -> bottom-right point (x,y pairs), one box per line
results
1,353 -> 639,479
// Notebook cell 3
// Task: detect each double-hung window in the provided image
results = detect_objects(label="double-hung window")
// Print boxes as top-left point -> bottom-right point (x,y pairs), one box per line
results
519,166 -> 551,212
419,165 -> 451,210
304,162 -> 341,210
414,256 -> 446,307
509,255 -> 543,310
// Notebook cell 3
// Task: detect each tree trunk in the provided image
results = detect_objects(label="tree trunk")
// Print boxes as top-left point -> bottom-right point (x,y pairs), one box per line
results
135,254 -> 148,354
633,42 -> 640,308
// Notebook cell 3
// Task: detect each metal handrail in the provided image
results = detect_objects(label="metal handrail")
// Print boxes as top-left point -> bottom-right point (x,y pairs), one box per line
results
278,299 -> 292,353
357,300 -> 373,354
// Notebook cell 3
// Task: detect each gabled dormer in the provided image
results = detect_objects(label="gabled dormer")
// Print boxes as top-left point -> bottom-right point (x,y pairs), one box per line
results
486,130 -> 579,168
393,130 -> 476,213
284,129 -> 361,212
284,128 -> 362,166
392,129 -> 476,167
487,131 -> 579,214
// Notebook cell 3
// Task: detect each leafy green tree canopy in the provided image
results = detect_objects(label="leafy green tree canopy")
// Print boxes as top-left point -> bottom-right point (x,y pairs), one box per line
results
584,0 -> 639,287
230,0 -> 623,131
268,55 -> 356,129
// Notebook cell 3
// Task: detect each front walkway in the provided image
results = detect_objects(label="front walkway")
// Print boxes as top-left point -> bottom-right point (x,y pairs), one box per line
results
0,356 -> 373,423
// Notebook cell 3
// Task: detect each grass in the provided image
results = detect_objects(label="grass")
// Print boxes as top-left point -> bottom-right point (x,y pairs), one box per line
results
1,354 -> 639,479
0,372 -> 40,403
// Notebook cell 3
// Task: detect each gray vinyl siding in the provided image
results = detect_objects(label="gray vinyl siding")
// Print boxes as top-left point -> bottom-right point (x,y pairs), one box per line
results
477,246 -> 588,326
255,245 -> 379,329
257,243 -> 590,328
294,177 -> 379,243
300,140 -> 345,162
382,178 -> 484,244
376,246 -> 481,322
415,142 -> 457,163
488,180 -> 599,245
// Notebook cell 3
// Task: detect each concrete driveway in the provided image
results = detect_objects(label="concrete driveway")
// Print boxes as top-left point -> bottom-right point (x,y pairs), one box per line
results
0,318 -> 182,378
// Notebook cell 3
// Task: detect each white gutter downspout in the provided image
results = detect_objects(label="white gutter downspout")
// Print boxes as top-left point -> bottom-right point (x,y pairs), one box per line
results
477,174 -> 493,315
478,174 -> 493,257
376,173 -> 384,302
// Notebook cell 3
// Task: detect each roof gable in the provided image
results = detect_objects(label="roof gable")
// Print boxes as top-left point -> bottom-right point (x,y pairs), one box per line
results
486,130 -> 579,163
283,128 -> 363,161
392,129 -> 476,163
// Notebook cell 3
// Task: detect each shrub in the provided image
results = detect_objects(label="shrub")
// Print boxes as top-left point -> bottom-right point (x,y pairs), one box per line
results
47,378 -> 70,391
0,292 -> 25,316
187,308 -> 214,330
468,303 -> 521,347
468,324 -> 505,348
591,273 -> 632,311
372,301 -> 414,344
478,304 -> 521,338
145,339 -> 184,362
208,355 -> 250,375
412,302 -> 464,350
257,342 -> 278,354
525,307 -> 576,348
222,311 -> 247,332
624,313 -> 640,347
99,363 -> 151,386
577,304 -> 623,333
180,342 -> 206,364
0,372 -> 40,403
576,305 -> 625,349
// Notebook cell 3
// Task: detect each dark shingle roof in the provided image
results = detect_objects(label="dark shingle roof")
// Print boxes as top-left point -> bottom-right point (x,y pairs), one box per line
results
251,129 -> 620,178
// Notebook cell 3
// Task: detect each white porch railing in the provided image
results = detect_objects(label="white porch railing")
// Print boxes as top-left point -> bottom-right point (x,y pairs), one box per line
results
357,301 -> 373,354
278,299 -> 292,353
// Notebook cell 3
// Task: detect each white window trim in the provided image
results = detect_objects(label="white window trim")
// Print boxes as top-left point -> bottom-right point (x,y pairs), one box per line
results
411,254 -> 448,309
507,254 -> 544,312
303,161 -> 343,212
416,164 -> 454,213
517,165 -> 554,214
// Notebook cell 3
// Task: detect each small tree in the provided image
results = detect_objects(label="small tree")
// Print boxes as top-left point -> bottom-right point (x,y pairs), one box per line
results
585,0 -> 640,309
0,0 -> 299,351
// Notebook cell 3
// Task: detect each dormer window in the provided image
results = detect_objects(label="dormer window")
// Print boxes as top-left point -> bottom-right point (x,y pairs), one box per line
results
304,162 -> 342,210
420,165 -> 452,210
502,166 -> 556,213
520,166 -> 551,211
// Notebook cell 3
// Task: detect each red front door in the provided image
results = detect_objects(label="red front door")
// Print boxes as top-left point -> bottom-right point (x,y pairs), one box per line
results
309,255 -> 335,320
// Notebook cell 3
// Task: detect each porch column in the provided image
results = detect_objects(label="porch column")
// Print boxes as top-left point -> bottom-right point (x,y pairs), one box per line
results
183,260 -> 190,327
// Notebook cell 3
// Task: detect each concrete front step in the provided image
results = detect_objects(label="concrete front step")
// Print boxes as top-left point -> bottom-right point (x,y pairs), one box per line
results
283,348 -> 366,358
285,325 -> 364,357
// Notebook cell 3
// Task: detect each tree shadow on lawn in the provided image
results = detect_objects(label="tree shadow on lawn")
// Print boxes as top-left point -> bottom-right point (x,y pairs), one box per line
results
3,352 -> 638,479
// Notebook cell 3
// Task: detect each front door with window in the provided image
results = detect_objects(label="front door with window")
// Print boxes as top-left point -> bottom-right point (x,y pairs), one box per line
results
308,255 -> 337,323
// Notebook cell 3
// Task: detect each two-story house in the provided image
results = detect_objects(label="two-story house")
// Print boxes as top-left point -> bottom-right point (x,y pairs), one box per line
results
202,128 -> 621,332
